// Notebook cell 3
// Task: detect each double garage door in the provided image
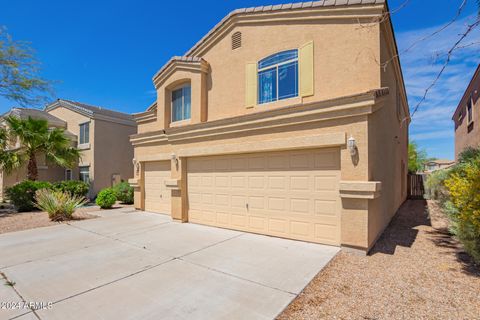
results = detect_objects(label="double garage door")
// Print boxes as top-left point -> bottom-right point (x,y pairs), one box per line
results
187,149 -> 341,245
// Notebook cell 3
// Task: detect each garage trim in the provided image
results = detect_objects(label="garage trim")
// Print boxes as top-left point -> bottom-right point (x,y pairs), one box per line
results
177,132 -> 346,158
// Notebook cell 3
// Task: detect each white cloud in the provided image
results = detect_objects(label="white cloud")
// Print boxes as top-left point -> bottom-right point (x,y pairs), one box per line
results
396,14 -> 480,157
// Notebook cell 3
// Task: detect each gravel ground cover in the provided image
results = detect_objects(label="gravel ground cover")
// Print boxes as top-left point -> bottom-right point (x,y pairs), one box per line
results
279,200 -> 480,320
0,205 -> 100,235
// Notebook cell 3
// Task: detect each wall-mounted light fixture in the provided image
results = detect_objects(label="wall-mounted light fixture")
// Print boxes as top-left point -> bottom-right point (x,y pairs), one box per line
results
171,153 -> 178,165
347,136 -> 357,156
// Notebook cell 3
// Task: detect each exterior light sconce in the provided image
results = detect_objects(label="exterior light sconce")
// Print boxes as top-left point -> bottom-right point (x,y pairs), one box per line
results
347,136 -> 357,156
132,158 -> 140,177
171,153 -> 178,165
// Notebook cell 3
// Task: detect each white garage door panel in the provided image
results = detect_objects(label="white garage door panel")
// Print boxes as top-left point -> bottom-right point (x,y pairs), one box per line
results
187,149 -> 341,245
144,161 -> 171,214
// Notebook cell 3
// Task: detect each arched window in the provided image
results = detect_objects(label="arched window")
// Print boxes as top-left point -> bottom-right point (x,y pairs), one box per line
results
258,49 -> 298,104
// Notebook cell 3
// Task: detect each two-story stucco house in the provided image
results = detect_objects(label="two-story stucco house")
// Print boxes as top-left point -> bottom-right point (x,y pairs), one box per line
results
452,64 -> 479,160
129,0 -> 410,253
1,99 -> 137,198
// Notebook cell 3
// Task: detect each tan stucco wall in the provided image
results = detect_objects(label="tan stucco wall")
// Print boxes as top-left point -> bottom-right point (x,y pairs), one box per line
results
202,18 -> 380,123
92,119 -> 136,195
366,25 -> 408,249
139,7 -> 383,134
47,106 -> 93,169
48,106 -> 136,197
137,119 -> 158,134
134,109 -> 373,248
453,68 -> 480,159
0,161 -> 66,201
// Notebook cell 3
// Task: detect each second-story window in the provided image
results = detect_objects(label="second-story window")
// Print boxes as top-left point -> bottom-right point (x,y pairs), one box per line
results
171,85 -> 191,122
467,94 -> 473,124
258,49 -> 298,104
79,122 -> 90,144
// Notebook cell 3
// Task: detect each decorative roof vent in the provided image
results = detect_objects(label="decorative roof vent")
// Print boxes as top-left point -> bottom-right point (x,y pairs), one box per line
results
232,31 -> 241,50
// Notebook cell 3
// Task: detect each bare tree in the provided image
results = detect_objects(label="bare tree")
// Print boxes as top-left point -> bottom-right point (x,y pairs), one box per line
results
0,27 -> 53,107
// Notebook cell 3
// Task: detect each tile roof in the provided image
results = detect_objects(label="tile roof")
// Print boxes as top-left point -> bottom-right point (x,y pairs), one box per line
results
1,108 -> 66,127
427,159 -> 455,165
152,56 -> 205,83
45,99 -> 134,122
185,0 -> 386,56
152,1 -> 385,85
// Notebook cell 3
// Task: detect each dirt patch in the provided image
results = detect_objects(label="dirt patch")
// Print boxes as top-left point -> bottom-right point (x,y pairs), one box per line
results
0,208 -> 98,235
279,200 -> 480,320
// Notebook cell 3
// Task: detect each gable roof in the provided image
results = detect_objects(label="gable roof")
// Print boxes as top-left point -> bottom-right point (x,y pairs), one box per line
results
1,108 -> 67,128
45,99 -> 135,125
146,101 -> 157,111
152,56 -> 206,83
185,0 -> 386,56
152,1 -> 386,82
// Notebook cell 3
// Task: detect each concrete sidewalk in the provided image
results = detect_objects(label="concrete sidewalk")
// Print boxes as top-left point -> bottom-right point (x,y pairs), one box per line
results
0,208 -> 339,320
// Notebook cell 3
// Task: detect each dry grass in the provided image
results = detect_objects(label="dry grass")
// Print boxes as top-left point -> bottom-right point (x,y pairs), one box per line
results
279,200 -> 480,320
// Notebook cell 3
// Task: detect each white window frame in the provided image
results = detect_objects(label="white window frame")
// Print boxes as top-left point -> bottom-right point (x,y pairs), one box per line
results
79,166 -> 90,184
79,121 -> 90,145
467,94 -> 474,125
171,84 -> 191,123
257,50 -> 299,105
65,169 -> 72,181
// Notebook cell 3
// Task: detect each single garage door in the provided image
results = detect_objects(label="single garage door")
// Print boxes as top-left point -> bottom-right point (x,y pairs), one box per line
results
187,148 -> 341,245
144,161 -> 171,214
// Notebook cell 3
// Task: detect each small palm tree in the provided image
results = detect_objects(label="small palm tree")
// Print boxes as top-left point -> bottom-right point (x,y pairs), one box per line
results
3,116 -> 80,180
0,126 -> 23,174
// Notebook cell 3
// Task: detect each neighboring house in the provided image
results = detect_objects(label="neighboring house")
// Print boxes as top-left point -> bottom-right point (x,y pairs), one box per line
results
423,159 -> 455,173
129,0 -> 410,253
0,99 -> 136,198
452,64 -> 479,160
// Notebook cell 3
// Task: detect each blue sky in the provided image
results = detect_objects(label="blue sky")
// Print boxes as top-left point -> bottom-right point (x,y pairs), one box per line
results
1,0 -> 479,160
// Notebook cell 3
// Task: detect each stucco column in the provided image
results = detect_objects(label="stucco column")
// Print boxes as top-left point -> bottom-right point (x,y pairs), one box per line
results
340,198 -> 369,250
130,161 -> 144,210
170,157 -> 187,222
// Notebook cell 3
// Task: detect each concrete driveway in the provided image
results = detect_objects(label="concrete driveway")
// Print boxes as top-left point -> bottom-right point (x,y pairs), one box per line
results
0,207 -> 339,320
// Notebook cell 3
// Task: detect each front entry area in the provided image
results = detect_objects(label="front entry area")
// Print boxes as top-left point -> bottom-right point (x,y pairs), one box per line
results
144,161 -> 171,214
187,148 -> 341,245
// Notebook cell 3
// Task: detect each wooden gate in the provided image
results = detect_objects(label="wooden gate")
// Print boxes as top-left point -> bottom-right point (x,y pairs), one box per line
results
408,174 -> 425,199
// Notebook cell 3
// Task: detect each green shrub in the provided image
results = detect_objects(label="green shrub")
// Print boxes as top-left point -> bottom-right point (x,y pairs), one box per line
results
5,180 -> 52,212
113,181 -> 134,204
96,188 -> 117,209
444,152 -> 480,264
35,189 -> 87,221
53,180 -> 89,198
458,147 -> 480,164
425,169 -> 451,203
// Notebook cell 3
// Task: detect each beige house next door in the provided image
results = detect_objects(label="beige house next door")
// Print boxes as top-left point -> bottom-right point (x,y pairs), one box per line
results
187,148 -> 341,245
144,161 -> 171,214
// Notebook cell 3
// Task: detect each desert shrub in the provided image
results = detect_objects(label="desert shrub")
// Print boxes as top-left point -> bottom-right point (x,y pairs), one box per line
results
5,180 -> 52,212
458,147 -> 480,164
35,189 -> 87,221
53,180 -> 89,198
113,181 -> 134,204
96,188 -> 116,209
444,156 -> 480,264
424,169 -> 451,203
